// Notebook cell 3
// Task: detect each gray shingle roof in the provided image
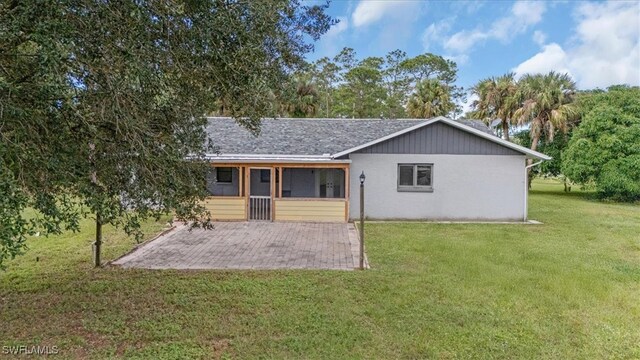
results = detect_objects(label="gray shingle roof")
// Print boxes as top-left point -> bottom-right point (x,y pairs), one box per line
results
204,117 -> 494,156
456,119 -> 496,133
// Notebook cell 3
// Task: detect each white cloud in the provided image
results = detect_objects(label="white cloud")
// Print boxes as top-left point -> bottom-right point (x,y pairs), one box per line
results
532,30 -> 547,46
444,30 -> 489,54
513,43 -> 572,77
316,16 -> 350,59
512,1 -> 545,25
351,0 -> 420,28
444,1 -> 547,54
444,53 -> 470,66
513,1 -> 640,88
325,17 -> 349,38
492,1 -> 545,41
422,18 -> 455,51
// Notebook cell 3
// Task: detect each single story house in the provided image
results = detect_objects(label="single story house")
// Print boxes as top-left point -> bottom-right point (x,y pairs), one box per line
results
203,116 -> 550,222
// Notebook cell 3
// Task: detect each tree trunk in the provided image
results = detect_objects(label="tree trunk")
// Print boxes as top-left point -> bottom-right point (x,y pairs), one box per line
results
93,212 -> 102,267
502,119 -> 510,141
89,142 -> 102,267
530,134 -> 540,154
527,135 -> 540,189
326,94 -> 330,118
563,176 -> 571,192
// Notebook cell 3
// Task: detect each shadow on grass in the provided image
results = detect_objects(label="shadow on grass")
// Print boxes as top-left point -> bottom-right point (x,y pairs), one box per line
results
529,179 -> 599,201
530,179 -> 640,207
529,188 -> 597,200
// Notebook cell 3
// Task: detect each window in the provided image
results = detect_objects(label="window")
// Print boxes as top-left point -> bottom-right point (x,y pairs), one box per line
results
260,169 -> 270,183
397,164 -> 433,192
216,167 -> 233,183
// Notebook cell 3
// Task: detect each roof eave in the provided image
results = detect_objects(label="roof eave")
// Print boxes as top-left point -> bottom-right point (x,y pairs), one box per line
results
527,154 -> 552,161
203,153 -> 351,163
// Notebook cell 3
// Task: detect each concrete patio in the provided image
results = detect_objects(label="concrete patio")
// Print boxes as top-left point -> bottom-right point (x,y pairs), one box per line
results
112,222 -> 364,270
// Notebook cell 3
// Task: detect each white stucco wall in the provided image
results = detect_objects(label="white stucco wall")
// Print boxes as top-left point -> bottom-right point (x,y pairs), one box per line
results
349,154 -> 527,221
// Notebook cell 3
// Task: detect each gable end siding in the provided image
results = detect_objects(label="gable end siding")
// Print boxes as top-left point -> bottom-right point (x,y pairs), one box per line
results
353,122 -> 521,155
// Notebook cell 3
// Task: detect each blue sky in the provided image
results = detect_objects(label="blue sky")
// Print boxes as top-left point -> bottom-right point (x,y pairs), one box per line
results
306,0 -> 640,109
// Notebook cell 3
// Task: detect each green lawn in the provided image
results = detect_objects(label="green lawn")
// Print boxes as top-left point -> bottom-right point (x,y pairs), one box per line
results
1,180 -> 639,359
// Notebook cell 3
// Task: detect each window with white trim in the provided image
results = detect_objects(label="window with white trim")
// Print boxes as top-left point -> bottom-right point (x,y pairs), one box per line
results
397,164 -> 433,192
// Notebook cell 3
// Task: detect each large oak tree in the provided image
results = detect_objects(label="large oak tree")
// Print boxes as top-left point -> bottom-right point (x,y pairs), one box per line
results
562,86 -> 640,201
0,0 -> 333,267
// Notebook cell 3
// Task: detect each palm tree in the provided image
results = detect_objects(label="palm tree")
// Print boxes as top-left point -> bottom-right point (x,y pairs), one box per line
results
406,79 -> 455,118
470,73 -> 519,141
296,80 -> 320,117
514,71 -> 578,154
515,72 -> 578,188
281,79 -> 320,118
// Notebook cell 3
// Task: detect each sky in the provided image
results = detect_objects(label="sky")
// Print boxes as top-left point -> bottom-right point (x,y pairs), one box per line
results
305,0 -> 640,111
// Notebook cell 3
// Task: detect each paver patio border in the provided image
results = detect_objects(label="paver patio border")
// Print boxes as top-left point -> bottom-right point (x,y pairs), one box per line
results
107,223 -> 179,266
361,220 -> 543,224
351,222 -> 370,269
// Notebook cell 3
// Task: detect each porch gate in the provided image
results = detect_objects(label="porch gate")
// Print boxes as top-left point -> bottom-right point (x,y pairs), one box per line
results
249,196 -> 271,221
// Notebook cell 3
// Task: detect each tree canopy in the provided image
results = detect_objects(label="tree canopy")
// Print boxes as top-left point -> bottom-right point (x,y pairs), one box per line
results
562,86 -> 640,201
0,1 -> 333,267
280,48 -> 462,119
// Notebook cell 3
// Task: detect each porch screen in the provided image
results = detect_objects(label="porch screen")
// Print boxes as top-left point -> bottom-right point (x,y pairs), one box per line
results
281,168 -> 345,198
206,167 -> 240,196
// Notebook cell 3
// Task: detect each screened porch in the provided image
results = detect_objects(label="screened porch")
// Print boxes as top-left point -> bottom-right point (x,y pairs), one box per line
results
203,163 -> 350,222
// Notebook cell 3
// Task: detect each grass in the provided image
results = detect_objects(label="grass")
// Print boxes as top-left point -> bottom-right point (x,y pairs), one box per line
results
1,179 -> 639,359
